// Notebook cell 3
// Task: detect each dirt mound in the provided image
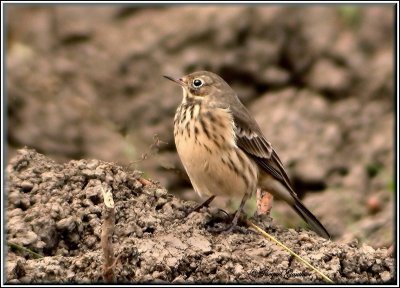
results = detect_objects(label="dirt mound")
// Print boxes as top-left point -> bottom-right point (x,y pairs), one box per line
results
6,149 -> 394,284
6,6 -> 394,248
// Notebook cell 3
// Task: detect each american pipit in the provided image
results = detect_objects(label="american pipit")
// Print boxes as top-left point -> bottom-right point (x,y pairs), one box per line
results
164,71 -> 330,239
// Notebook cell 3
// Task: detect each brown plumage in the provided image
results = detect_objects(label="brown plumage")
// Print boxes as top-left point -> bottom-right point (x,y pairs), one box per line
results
165,71 -> 330,239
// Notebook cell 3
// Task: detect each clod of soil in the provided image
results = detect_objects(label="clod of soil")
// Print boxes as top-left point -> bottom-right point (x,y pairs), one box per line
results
6,149 -> 394,284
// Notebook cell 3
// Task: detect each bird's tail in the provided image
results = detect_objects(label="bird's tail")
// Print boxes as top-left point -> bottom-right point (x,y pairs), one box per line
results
292,197 -> 331,239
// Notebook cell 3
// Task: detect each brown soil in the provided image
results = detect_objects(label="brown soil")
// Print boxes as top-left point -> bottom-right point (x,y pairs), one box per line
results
5,5 -> 395,283
6,149 -> 394,284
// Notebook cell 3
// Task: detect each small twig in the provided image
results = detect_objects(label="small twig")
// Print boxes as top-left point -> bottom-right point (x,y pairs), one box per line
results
101,185 -> 116,283
130,134 -> 168,164
7,242 -> 44,259
245,219 -> 334,284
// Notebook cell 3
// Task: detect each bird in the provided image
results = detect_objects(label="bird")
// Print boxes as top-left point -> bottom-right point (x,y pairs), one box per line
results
164,71 -> 330,239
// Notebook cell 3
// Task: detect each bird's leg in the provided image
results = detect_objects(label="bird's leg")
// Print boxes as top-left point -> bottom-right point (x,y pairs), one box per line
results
184,195 -> 216,217
192,195 -> 216,212
208,190 -> 251,234
225,191 -> 251,233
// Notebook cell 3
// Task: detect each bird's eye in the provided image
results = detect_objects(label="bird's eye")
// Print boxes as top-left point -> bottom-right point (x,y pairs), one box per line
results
192,78 -> 204,88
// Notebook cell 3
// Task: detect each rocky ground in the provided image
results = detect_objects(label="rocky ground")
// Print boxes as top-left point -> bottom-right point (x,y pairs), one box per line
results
5,4 -> 395,282
5,149 -> 394,284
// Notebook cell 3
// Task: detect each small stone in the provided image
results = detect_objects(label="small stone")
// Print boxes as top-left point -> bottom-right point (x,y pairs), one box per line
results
361,244 -> 375,254
81,169 -> 94,177
20,231 -> 38,246
8,191 -> 21,206
86,159 -> 99,170
34,240 -> 46,250
155,188 -> 167,198
380,271 -> 391,282
56,217 -> 76,231
20,181 -> 33,192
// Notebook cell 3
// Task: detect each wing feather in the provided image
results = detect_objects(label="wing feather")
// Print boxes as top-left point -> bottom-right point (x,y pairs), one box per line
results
228,104 -> 295,194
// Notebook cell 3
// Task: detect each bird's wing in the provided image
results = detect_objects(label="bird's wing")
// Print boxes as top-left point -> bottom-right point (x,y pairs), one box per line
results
226,99 -> 330,239
229,103 -> 295,194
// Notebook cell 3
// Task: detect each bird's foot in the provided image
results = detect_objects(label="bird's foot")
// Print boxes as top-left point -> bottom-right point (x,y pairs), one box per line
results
205,210 -> 250,234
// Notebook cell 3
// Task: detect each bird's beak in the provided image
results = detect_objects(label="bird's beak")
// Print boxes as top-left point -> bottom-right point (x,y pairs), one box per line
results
163,75 -> 186,86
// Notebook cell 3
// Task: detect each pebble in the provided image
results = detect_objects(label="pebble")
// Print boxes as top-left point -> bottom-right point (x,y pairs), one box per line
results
20,231 -> 38,246
8,191 -> 21,206
56,217 -> 76,231
361,244 -> 375,254
155,188 -> 167,198
380,271 -> 392,282
20,181 -> 33,192
86,159 -> 99,170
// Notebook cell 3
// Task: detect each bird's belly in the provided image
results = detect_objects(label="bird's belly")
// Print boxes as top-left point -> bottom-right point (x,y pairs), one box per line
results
177,141 -> 247,198
174,104 -> 258,199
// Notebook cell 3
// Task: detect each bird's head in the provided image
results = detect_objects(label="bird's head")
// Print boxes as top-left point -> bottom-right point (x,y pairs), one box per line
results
164,71 -> 235,106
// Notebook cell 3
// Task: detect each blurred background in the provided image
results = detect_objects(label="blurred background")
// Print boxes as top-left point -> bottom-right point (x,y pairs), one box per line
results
6,4 -> 394,248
